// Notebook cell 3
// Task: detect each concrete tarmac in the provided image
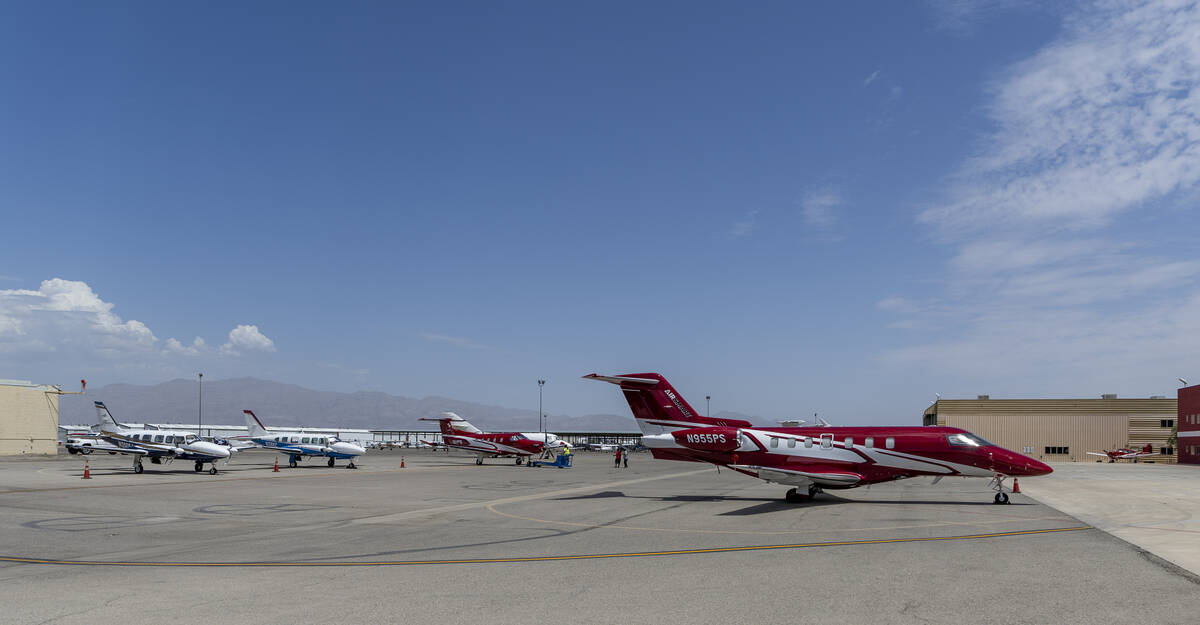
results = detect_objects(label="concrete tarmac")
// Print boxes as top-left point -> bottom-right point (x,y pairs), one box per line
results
1021,462 -> 1200,575
1,450 -> 1196,624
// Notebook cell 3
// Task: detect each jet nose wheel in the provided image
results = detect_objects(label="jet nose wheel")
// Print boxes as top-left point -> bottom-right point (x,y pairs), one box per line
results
475,457 -> 483,465
133,462 -> 144,474
208,466 -> 218,475
993,492 -> 1010,505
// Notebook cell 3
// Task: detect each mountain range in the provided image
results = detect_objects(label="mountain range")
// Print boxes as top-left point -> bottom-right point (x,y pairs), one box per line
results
56,377 -> 648,432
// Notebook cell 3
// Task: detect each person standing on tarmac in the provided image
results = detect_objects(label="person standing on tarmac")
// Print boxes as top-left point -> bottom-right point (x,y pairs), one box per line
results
623,447 -> 629,468
614,447 -> 621,468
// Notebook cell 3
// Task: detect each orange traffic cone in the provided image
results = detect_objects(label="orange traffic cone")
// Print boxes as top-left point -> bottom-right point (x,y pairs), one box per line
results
1012,478 -> 1020,494
273,457 -> 279,472
82,459 -> 91,479
401,456 -> 406,468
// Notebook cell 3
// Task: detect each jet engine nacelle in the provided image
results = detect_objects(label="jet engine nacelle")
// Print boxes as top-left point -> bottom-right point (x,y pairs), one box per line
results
672,427 -> 743,452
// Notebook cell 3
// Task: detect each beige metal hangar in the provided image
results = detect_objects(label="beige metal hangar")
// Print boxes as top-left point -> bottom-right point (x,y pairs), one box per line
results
0,379 -> 68,455
923,395 -> 1178,464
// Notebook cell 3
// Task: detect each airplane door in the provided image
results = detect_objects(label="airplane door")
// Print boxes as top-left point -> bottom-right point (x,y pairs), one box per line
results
820,433 -> 834,449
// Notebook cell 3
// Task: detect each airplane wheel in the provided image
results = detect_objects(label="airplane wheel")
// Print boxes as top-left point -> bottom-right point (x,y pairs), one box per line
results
194,462 -> 203,472
516,457 -> 523,465
133,463 -> 144,474
328,457 -> 335,467
784,488 -> 809,504
209,466 -> 218,475
475,457 -> 483,466
289,457 -> 297,468
347,462 -> 356,469
993,492 -> 1010,505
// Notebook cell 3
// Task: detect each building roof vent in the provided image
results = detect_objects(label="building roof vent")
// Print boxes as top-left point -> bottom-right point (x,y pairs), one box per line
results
1101,394 -> 1117,399
977,395 -> 989,400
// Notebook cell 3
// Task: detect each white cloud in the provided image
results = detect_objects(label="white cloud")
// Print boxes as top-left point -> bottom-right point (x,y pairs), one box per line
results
420,332 -> 488,350
165,337 -> 207,356
730,210 -> 759,237
220,325 -> 276,356
0,278 -> 157,353
800,189 -> 843,229
863,70 -> 881,86
880,1 -> 1200,392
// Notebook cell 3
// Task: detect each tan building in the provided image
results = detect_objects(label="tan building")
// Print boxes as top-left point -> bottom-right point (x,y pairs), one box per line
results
923,395 -> 1178,464
0,379 -> 64,455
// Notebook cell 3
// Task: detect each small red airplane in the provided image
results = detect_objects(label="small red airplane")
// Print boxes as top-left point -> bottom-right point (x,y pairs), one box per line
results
584,372 -> 1052,504
419,412 -> 568,465
1086,444 -> 1157,463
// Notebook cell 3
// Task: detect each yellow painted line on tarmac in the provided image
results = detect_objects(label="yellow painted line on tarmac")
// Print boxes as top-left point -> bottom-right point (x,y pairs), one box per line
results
0,526 -> 1092,567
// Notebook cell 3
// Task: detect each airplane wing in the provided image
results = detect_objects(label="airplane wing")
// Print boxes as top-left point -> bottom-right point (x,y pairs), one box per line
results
736,464 -> 863,488
1085,452 -> 1109,457
443,435 -> 532,457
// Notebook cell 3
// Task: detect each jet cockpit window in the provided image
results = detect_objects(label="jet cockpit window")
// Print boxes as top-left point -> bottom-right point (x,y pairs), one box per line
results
946,433 -> 992,447
185,435 -> 197,443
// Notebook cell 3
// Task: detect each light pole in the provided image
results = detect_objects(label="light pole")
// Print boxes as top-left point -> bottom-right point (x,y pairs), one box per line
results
538,379 -> 545,436
706,395 -> 711,419
197,373 -> 204,438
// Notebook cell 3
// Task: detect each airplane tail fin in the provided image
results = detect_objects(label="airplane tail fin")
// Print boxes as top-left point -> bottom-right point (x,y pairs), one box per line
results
94,401 -> 124,431
243,410 -> 270,437
582,373 -> 753,435
419,412 -> 483,436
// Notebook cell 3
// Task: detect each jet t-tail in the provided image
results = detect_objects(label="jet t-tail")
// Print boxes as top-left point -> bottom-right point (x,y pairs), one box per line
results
419,412 -> 568,465
87,401 -> 232,474
584,373 -> 1052,504
241,410 -> 366,469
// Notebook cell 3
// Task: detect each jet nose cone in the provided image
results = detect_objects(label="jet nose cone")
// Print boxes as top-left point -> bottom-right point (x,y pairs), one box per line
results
1027,458 -> 1052,476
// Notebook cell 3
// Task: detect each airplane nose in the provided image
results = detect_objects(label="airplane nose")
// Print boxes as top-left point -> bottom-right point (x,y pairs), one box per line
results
1025,458 -> 1052,476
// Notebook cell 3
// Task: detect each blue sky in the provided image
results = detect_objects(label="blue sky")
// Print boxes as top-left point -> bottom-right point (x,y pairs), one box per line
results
2,1 -> 1199,424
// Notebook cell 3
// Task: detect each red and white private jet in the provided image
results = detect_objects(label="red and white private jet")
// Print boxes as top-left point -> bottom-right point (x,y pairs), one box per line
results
1086,444 -> 1157,463
584,373 -> 1052,504
419,412 -> 567,465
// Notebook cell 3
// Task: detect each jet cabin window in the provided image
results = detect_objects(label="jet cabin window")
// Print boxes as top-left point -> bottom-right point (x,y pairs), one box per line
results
787,438 -> 796,448
302,437 -> 310,444
770,437 -> 779,448
845,437 -> 854,447
885,437 -> 895,449
154,435 -> 164,443
804,437 -> 813,448
864,437 -> 874,448
946,433 -> 992,447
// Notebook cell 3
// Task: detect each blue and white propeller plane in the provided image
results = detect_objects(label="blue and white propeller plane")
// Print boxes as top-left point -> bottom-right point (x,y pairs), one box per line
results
241,410 -> 366,469
88,401 -> 233,475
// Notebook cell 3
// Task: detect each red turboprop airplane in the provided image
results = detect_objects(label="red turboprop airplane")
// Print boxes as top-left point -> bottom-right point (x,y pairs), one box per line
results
419,412 -> 567,465
584,373 -> 1052,504
1086,444 -> 1157,463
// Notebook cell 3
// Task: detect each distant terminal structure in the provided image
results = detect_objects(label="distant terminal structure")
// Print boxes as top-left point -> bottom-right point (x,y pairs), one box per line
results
1178,383 -> 1200,465
1,379 -> 75,455
924,394 -> 1178,463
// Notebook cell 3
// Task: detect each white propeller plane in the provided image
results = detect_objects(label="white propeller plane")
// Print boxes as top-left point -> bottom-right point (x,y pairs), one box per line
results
86,401 -> 233,474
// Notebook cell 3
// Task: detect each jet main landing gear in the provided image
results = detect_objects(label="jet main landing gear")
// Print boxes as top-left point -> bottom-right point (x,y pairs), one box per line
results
194,461 -> 204,472
475,456 -> 484,466
133,458 -> 144,474
288,456 -> 298,468
515,457 -> 524,466
784,485 -> 821,504
328,457 -> 335,467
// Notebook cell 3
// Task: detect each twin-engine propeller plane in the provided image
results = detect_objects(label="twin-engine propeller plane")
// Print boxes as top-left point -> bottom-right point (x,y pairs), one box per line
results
1086,444 -> 1157,463
88,401 -> 232,474
419,412 -> 567,465
240,410 -> 366,469
584,373 -> 1052,504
